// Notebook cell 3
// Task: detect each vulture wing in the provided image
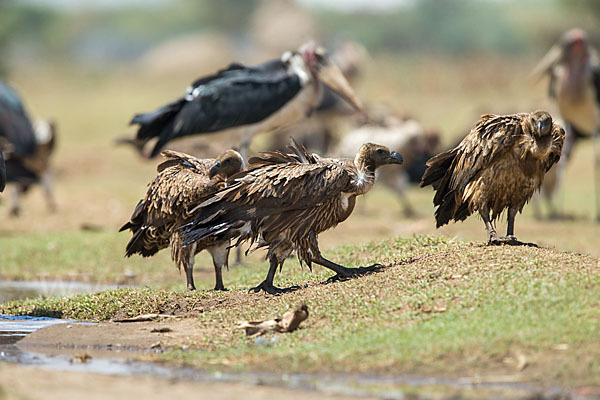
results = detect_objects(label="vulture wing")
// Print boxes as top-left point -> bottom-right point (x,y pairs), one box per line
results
120,150 -> 220,257
182,159 -> 353,247
0,81 -> 36,158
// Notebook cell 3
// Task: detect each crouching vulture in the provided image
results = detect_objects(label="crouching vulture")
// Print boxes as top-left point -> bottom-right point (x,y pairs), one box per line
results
181,140 -> 403,294
421,111 -> 564,245
120,149 -> 244,290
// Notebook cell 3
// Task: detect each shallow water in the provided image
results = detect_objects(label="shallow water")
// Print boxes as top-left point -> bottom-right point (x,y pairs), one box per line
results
0,280 -> 123,302
0,316 -> 584,399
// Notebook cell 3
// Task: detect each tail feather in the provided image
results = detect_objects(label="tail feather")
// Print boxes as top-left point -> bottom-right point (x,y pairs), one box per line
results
130,98 -> 186,157
421,149 -> 466,228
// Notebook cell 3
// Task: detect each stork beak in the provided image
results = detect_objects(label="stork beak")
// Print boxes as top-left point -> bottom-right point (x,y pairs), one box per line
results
209,161 -> 221,178
317,61 -> 363,112
390,151 -> 403,165
530,44 -> 562,82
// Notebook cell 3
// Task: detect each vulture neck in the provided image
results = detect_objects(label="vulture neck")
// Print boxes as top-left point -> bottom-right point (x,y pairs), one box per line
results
351,154 -> 377,195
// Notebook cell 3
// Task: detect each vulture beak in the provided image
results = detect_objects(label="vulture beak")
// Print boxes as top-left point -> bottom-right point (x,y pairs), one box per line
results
317,61 -> 363,112
209,161 -> 221,178
536,120 -> 544,136
530,44 -> 562,81
390,151 -> 403,165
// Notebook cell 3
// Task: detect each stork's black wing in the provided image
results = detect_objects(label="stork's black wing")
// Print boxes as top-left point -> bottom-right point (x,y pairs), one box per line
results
0,81 -> 36,158
131,59 -> 302,157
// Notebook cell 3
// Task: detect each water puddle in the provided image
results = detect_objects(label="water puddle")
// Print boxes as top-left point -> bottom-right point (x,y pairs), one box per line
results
0,280 -> 124,302
0,315 -> 587,399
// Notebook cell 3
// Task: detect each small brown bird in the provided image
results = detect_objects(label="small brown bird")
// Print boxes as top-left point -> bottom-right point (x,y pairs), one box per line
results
181,140 -> 403,294
120,149 -> 244,290
421,111 -> 564,244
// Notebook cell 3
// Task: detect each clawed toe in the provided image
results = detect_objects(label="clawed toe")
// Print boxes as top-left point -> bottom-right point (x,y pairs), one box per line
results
249,281 -> 299,295
325,263 -> 384,284
488,235 -> 523,246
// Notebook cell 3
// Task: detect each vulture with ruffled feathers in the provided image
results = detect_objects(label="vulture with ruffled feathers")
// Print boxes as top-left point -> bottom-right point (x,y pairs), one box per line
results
181,140 -> 403,294
120,149 -> 244,290
421,111 -> 564,244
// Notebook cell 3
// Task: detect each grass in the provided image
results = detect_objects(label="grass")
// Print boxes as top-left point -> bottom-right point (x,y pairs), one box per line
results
2,235 -> 599,386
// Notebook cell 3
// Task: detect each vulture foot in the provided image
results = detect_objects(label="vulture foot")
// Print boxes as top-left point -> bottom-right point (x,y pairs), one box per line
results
249,281 -> 299,295
186,284 -> 197,291
488,235 -> 519,246
214,284 -> 229,291
325,263 -> 383,284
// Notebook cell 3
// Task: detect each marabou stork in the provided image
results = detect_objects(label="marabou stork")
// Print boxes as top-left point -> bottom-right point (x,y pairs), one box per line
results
128,42 -> 363,160
532,28 -> 600,220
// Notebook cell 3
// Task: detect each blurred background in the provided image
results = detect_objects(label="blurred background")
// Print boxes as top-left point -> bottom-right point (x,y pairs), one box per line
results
1,0 -> 599,288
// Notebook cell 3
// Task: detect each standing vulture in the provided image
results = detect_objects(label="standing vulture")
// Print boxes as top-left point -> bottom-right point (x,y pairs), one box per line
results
120,149 -> 244,290
181,140 -> 403,294
128,42 -> 362,159
421,111 -> 564,244
0,81 -> 57,215
532,28 -> 600,220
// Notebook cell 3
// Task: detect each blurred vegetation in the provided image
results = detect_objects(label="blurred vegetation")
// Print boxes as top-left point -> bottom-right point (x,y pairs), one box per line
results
1,0 -> 600,76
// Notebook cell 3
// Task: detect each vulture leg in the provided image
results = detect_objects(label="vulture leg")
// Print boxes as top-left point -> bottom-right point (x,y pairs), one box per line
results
480,208 -> 499,245
506,207 -> 518,241
8,185 -> 21,217
184,243 -> 197,291
312,255 -> 382,283
208,242 -> 230,291
250,254 -> 299,295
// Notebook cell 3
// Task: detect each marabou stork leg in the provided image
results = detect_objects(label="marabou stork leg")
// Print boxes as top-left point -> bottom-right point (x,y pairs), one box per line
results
184,243 -> 197,291
249,254 -> 299,295
208,242 -> 229,291
312,256 -> 383,284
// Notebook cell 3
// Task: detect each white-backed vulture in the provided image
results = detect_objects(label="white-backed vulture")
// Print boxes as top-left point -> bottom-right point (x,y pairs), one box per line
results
532,28 -> 600,219
181,140 -> 403,294
120,149 -> 244,290
421,111 -> 564,244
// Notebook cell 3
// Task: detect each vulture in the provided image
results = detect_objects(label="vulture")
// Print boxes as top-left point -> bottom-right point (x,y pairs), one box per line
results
181,140 -> 403,294
0,149 -> 5,192
421,111 -> 564,244
0,81 -> 57,215
120,149 -> 244,290
532,28 -> 600,219
127,42 -> 362,160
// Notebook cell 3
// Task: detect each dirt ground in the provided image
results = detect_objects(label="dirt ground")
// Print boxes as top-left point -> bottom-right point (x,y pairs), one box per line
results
0,363 -> 364,400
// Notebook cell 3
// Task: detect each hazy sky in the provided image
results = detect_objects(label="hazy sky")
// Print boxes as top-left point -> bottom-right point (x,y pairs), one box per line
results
23,0 -> 412,12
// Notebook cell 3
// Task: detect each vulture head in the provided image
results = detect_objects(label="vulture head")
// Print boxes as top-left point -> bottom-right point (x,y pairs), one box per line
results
209,149 -> 244,179
355,143 -> 403,171
530,110 -> 553,138
284,42 -> 363,112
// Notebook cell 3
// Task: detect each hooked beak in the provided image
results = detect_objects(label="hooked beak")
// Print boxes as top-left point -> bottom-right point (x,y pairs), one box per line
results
317,61 -> 363,112
536,120 -> 543,136
390,151 -> 403,165
209,161 -> 220,178
530,44 -> 562,82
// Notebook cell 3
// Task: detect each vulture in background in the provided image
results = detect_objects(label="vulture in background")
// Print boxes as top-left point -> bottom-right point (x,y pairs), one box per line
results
532,28 -> 600,220
0,149 -> 5,192
120,149 -> 244,290
421,111 -> 564,245
0,81 -> 57,216
127,42 -> 362,160
181,140 -> 403,294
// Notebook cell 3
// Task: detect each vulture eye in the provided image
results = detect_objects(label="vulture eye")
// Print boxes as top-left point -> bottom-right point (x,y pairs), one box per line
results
223,159 -> 230,165
376,148 -> 385,155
